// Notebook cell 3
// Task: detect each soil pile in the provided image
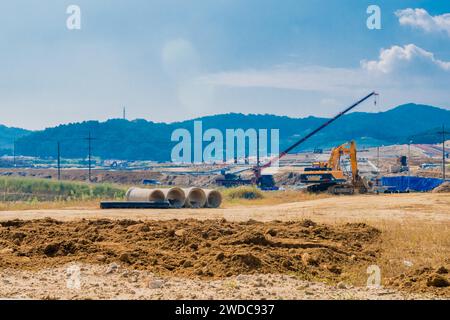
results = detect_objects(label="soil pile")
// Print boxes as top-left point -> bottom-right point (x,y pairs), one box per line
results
0,218 -> 380,281
432,182 -> 450,193
386,266 -> 450,296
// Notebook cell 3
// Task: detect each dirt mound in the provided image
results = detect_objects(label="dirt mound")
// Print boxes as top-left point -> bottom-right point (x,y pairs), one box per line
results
432,182 -> 450,193
386,266 -> 450,296
0,218 -> 381,280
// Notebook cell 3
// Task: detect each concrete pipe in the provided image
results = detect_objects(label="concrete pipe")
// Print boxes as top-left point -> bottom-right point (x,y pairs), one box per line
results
204,189 -> 222,208
161,187 -> 186,209
125,187 -> 135,200
183,187 -> 207,208
125,187 -> 165,202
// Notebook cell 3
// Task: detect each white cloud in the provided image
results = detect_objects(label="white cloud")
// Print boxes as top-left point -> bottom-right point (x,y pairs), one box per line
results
361,44 -> 450,74
320,98 -> 340,107
161,38 -> 200,80
160,38 -> 215,115
197,44 -> 450,114
395,8 -> 450,36
198,66 -> 369,95
200,45 -> 450,93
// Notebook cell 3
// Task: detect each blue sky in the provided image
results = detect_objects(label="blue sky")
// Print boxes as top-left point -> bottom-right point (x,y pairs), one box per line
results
0,0 -> 449,129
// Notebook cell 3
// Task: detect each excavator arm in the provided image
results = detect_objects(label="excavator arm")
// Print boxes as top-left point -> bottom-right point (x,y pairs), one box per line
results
252,92 -> 378,182
218,92 -> 378,189
327,141 -> 360,184
348,141 -> 359,185
327,144 -> 345,171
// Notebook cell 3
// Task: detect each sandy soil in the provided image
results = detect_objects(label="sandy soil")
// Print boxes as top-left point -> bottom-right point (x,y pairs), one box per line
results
0,264 -> 439,300
0,193 -> 448,224
1,193 -> 449,300
0,219 -> 380,279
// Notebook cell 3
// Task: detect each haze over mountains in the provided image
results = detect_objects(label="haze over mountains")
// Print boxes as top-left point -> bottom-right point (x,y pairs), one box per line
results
1,103 -> 449,162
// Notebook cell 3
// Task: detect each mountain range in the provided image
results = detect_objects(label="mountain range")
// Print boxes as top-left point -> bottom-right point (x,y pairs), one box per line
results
1,103 -> 449,161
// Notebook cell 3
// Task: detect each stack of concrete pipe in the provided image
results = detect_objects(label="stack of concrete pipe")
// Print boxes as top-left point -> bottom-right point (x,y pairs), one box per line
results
125,187 -> 222,209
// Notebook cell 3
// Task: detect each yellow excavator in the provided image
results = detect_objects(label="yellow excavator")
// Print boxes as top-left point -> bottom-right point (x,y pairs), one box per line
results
299,141 -> 370,195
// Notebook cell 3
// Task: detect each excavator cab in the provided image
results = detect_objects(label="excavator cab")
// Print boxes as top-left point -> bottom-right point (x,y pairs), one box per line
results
306,162 -> 332,171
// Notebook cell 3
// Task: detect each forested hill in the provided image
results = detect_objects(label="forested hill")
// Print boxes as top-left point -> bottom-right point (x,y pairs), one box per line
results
8,103 -> 450,161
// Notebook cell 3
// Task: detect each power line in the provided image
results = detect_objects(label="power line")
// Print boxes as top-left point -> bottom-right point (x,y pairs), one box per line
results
84,132 -> 97,182
57,141 -> 61,180
12,135 -> 126,179
437,125 -> 449,181
407,140 -> 412,191
376,146 -> 380,171
13,138 -> 16,168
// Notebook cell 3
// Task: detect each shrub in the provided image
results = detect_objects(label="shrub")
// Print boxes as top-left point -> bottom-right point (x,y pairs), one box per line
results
0,176 -> 125,201
224,186 -> 264,200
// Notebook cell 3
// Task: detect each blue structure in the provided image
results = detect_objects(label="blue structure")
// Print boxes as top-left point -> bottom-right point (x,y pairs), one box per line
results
381,176 -> 444,192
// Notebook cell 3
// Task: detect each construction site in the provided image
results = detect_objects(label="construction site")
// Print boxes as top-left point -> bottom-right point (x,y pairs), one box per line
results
0,92 -> 449,300
1,2 -> 450,308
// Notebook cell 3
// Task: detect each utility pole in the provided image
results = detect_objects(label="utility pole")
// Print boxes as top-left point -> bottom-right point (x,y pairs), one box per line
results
408,141 -> 411,171
376,146 -> 380,171
88,132 -> 92,182
407,140 -> 412,191
13,138 -> 16,168
438,125 -> 449,180
256,130 -> 260,168
85,132 -> 96,182
57,141 -> 61,181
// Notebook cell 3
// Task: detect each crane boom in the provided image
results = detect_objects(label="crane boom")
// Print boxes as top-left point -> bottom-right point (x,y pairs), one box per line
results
256,91 -> 378,172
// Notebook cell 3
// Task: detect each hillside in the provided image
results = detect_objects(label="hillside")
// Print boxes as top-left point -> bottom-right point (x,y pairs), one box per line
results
0,125 -> 31,154
11,103 -> 450,161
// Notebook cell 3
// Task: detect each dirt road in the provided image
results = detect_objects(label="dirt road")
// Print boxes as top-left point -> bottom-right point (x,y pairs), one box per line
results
1,193 -> 448,224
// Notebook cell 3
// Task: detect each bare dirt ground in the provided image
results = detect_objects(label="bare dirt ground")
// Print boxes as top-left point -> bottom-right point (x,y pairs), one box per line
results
0,193 -> 448,224
0,193 -> 449,300
1,264 -> 439,300
0,219 -> 380,278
